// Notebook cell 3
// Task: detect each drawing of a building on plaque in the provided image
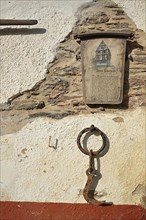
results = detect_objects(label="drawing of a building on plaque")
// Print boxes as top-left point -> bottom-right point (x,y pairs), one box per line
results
95,40 -> 111,67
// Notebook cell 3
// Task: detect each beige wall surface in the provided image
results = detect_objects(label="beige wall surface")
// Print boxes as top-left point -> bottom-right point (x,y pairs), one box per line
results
1,109 -> 145,205
0,0 -> 146,207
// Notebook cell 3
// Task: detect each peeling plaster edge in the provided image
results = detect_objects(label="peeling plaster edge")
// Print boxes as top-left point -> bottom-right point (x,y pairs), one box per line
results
7,78 -> 46,105
0,1 -> 88,105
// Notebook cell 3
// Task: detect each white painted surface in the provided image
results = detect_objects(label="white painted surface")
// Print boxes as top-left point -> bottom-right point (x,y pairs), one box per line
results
0,0 -> 90,103
0,1 -> 145,206
1,108 -> 145,204
114,0 -> 146,32
0,0 -> 146,103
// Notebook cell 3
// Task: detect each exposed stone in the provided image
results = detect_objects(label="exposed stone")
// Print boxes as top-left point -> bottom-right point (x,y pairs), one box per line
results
99,107 -> 105,111
39,77 -> 69,102
133,55 -> 146,63
7,92 -> 23,104
56,40 -> 80,59
31,91 -> 40,96
0,103 -> 12,111
77,11 -> 109,25
13,101 -> 45,110
113,9 -> 124,15
87,25 -> 96,29
105,5 -> 119,9
0,0 -> 146,134
112,17 -> 125,20
36,101 -> 45,109
76,52 -> 81,61
106,22 -> 119,25
108,22 -> 130,29
72,101 -> 80,107
129,77 -> 145,87
52,66 -> 80,76
28,111 -> 75,119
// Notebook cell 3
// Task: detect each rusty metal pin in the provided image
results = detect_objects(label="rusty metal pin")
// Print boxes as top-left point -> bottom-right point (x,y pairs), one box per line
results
48,136 -> 58,149
89,150 -> 95,173
0,19 -> 38,26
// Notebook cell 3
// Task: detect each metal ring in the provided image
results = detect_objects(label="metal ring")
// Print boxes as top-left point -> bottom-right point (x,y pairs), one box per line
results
77,125 -> 106,156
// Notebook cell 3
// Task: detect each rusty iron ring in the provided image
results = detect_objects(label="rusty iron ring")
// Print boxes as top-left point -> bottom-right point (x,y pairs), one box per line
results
77,125 -> 106,156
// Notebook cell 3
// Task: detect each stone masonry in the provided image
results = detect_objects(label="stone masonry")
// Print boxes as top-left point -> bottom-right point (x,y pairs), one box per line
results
1,1 -> 146,134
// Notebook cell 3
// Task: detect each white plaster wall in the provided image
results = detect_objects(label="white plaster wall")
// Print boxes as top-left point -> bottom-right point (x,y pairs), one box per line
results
0,0 -> 146,103
114,0 -> 146,32
0,0 -> 146,206
0,0 -> 90,103
1,108 -> 145,204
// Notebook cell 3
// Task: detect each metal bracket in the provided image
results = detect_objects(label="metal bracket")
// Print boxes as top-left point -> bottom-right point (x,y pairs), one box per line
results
0,19 -> 38,26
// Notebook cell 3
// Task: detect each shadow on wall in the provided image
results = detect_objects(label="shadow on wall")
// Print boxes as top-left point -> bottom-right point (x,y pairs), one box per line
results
0,28 -> 46,35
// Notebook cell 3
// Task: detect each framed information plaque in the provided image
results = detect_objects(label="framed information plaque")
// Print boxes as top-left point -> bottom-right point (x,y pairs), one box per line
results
78,32 -> 133,104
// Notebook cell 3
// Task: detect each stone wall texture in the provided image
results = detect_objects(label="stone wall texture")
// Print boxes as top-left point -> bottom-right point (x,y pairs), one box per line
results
0,0 -> 146,208
1,0 -> 146,134
114,0 -> 146,32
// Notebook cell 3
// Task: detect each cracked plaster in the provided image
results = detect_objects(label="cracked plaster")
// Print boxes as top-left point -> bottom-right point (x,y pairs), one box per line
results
0,108 -> 145,205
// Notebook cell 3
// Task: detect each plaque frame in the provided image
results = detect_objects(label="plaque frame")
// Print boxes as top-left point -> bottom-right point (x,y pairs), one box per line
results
78,32 -> 133,104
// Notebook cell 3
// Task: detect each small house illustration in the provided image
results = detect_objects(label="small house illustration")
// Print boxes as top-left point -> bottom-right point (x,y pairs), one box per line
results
95,40 -> 111,67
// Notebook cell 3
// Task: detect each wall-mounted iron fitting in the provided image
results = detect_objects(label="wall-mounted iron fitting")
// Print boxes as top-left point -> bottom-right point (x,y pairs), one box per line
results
0,19 -> 38,26
77,125 -> 113,206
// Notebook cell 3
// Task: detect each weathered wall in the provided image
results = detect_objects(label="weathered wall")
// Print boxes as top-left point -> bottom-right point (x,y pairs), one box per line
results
0,0 -> 89,103
1,108 -> 145,205
114,0 -> 146,32
0,0 -> 145,104
0,0 -> 146,208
